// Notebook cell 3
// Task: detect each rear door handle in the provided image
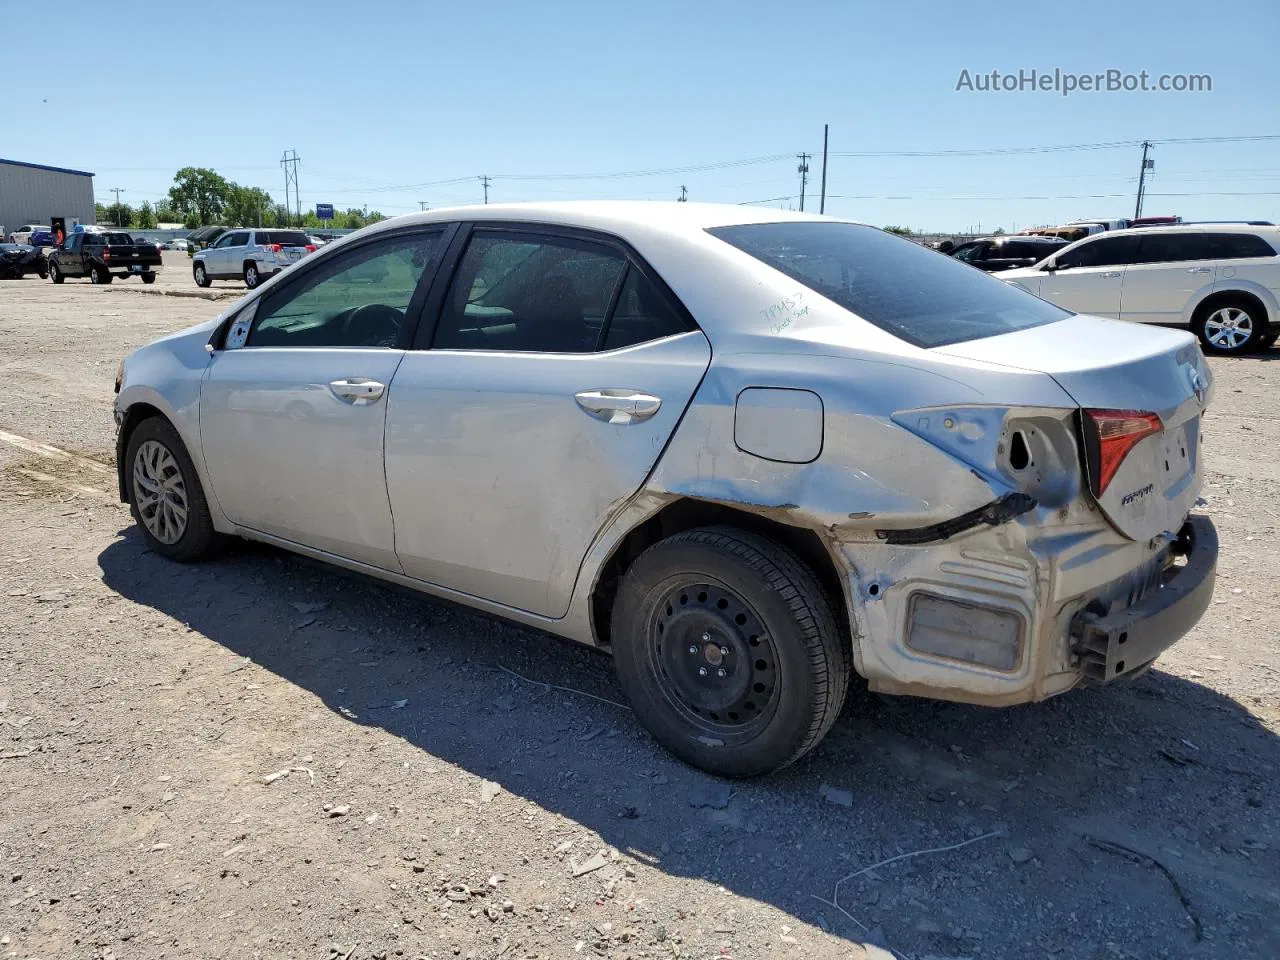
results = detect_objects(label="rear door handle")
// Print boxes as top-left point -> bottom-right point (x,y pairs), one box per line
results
329,378 -> 385,405
575,389 -> 662,424
1100,271 -> 1123,279
1187,266 -> 1213,274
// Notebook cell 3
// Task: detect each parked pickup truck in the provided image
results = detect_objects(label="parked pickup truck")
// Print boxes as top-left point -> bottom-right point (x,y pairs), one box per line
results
48,231 -> 163,284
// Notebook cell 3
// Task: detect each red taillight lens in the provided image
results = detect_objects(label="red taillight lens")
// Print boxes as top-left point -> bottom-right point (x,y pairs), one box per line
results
269,243 -> 283,253
102,248 -> 110,262
1082,409 -> 1163,497
305,244 -> 316,253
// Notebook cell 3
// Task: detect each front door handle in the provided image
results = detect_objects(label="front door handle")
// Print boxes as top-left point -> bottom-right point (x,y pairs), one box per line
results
1187,266 -> 1213,274
329,378 -> 385,405
1099,271 -> 1123,279
575,389 -> 662,424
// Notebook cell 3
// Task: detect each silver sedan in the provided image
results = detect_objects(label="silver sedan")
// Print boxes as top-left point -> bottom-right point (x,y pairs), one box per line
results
114,202 -> 1218,776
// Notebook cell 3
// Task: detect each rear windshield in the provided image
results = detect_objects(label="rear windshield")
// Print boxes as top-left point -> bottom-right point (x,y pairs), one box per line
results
103,233 -> 135,244
708,221 -> 1071,348
258,231 -> 310,247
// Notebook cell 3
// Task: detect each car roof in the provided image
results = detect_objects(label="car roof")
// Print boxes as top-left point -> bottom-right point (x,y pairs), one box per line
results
365,200 -> 857,238
1085,222 -> 1280,238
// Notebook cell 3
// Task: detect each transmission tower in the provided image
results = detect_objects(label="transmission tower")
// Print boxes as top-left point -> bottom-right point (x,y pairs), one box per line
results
281,150 -> 301,226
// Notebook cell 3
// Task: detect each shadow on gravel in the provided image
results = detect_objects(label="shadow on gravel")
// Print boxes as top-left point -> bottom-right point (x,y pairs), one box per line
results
99,529 -> 1280,958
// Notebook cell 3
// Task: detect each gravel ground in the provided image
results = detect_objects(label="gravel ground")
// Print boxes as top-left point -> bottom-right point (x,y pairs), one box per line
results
1,266 -> 1278,960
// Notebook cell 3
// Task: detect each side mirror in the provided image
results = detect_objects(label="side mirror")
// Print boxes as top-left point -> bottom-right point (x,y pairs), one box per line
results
1043,259 -> 1059,272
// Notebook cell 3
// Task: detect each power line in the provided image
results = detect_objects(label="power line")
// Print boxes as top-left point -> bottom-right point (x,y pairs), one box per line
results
829,134 -> 1280,159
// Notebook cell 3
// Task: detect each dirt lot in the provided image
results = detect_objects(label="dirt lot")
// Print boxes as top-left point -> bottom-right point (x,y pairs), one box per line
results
1,259 -> 1278,960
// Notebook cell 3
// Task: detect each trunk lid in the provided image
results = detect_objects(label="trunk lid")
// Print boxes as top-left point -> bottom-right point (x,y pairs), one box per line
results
934,314 -> 1210,541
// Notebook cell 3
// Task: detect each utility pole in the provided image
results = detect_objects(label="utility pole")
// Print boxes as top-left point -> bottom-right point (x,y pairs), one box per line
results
418,201 -> 430,211
797,153 -> 811,212
479,175 -> 492,204
1134,141 -> 1153,219
281,150 -> 301,226
678,185 -> 688,202
819,125 -> 829,215
110,187 -> 125,225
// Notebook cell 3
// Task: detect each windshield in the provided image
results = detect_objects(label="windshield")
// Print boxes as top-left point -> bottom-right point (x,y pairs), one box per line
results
708,221 -> 1071,348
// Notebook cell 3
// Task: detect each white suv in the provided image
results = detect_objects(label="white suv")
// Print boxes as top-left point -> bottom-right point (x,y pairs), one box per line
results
192,229 -> 316,289
997,224 -> 1280,353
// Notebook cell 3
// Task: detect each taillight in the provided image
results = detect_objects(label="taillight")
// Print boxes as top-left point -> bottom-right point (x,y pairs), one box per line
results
305,244 -> 316,253
1081,409 -> 1162,497
102,248 -> 111,262
269,243 -> 283,253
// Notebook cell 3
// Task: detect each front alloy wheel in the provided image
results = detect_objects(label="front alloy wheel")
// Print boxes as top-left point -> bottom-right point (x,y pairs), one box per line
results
132,439 -> 189,544
125,417 -> 221,561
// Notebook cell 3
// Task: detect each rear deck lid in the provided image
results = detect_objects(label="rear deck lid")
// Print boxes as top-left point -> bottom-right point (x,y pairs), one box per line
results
934,314 -> 1210,540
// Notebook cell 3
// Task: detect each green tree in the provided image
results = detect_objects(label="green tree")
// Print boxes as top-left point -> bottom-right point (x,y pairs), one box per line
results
883,225 -> 913,236
183,210 -> 202,230
105,203 -> 135,228
168,167 -> 231,226
269,204 -> 292,228
992,227 -> 1007,236
134,201 -> 158,230
223,185 -> 275,227
154,201 -> 181,224
94,202 -> 109,224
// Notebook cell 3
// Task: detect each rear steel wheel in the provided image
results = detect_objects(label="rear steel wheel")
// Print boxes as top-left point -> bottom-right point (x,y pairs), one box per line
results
612,526 -> 850,777
648,580 -> 781,740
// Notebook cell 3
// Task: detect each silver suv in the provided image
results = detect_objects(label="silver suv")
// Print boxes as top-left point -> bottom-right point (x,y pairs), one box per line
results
192,229 -> 315,289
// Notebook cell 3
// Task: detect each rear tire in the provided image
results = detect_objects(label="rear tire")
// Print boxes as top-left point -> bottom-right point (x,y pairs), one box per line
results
611,526 -> 850,778
141,272 -> 157,284
49,262 -> 63,284
1193,297 -> 1265,354
89,264 -> 112,285
193,262 -> 211,288
125,416 -> 221,562
243,262 -> 260,289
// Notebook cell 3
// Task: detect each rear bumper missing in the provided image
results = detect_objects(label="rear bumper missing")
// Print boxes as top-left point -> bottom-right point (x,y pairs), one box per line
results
1070,515 -> 1217,683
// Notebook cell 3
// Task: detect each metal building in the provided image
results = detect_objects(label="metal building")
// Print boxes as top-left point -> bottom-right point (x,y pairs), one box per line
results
0,158 -> 96,241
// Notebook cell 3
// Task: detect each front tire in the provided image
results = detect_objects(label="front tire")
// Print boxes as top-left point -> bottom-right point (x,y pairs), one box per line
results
611,526 -> 850,778
1194,298 -> 1265,354
193,262 -> 211,287
125,417 -> 220,562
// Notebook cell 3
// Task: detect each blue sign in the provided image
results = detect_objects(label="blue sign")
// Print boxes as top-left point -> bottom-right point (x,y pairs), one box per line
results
316,203 -> 334,220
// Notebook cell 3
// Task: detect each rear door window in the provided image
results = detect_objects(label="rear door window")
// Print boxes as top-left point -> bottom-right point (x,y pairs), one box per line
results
708,221 -> 1070,348
1134,233 -> 1216,264
433,232 -> 628,353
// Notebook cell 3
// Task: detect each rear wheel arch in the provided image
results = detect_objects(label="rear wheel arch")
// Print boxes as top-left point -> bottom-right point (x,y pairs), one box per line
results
589,498 -> 852,652
1192,289 -> 1271,328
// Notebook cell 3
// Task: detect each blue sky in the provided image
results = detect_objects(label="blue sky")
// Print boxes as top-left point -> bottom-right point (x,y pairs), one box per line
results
7,0 -> 1278,231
